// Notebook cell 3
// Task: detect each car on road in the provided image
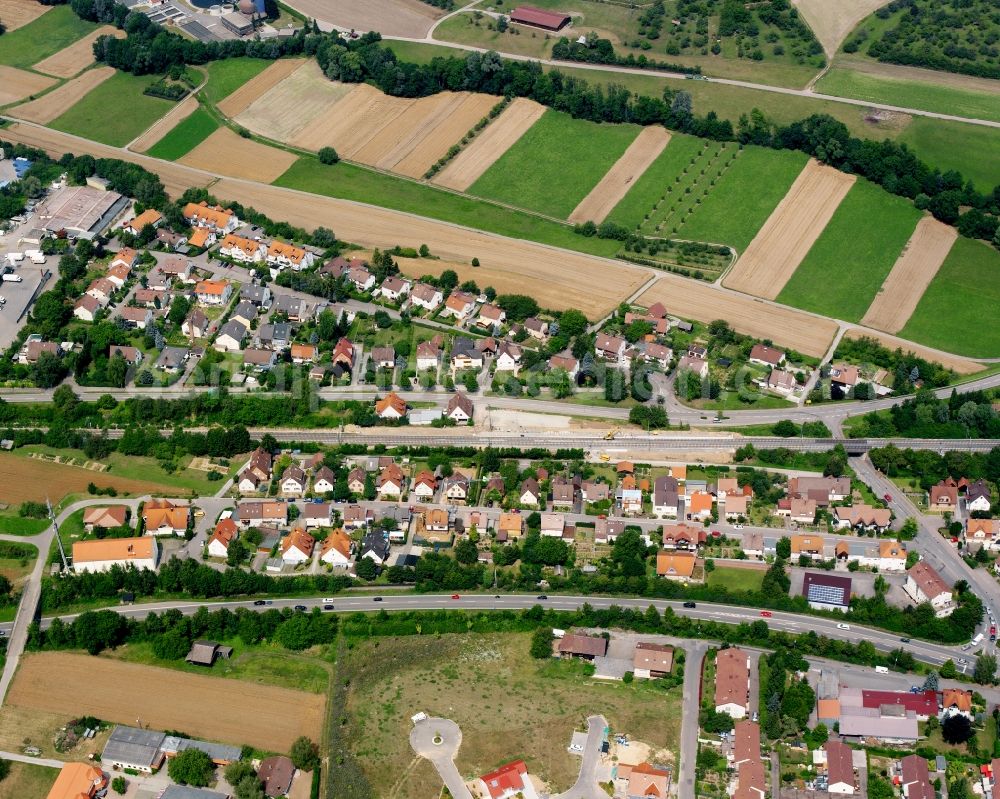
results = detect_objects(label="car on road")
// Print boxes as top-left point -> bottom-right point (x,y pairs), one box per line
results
323,604 -> 334,611
837,623 -> 850,630
900,638 -> 910,643
373,597 -> 383,601
991,625 -> 996,641
683,601 -> 697,608
537,594 -> 548,600
958,658 -> 968,665
884,493 -> 893,502
760,610 -> 772,617
751,711 -> 759,722
253,600 -> 266,606
294,605 -> 307,612
451,594 -> 461,599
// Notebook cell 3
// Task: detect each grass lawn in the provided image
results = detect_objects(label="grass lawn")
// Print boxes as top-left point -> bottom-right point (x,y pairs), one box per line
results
469,109 -> 642,218
147,105 -> 219,160
607,132 -> 706,229
686,391 -> 796,411
0,762 -> 58,799
706,565 -> 765,593
900,237 -> 1000,358
0,5 -> 98,69
273,156 -> 621,258
49,71 -> 175,147
816,67 -> 1000,124
103,640 -> 331,693
777,179 -> 921,321
675,146 -> 808,252
344,632 -> 681,799
202,57 -> 272,105
0,541 -> 39,590
897,117 -> 1000,193
0,513 -> 49,536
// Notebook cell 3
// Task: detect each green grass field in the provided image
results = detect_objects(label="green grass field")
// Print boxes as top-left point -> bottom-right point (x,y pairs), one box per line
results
607,132 -> 705,228
816,67 -> 1000,124
0,513 -> 49,536
202,57 -> 272,105
0,5 -> 98,69
706,565 -> 765,593
49,71 -> 175,147
0,762 -> 58,799
146,105 -> 219,160
897,117 -> 1000,193
676,146 -> 808,251
273,156 -> 621,258
899,237 -> 1000,358
777,179 -> 921,321
469,109 -> 641,218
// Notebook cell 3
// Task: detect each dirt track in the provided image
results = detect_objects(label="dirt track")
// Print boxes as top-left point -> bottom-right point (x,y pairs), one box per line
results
131,95 -> 200,153
180,127 -> 298,183
9,67 -> 115,124
7,652 -> 324,752
842,328 -> 982,374
569,126 -> 670,223
1,0 -> 51,31
0,67 -> 56,107
723,160 -> 854,299
282,0 -> 442,38
860,216 -> 957,334
217,57 -> 305,117
792,0 -> 890,57
433,98 -> 547,191
33,27 -> 124,78
638,278 -> 839,357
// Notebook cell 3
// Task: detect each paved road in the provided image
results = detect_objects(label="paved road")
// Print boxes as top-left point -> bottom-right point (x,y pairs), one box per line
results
409,717 -> 472,799
677,641 -> 708,799
552,714 -> 608,799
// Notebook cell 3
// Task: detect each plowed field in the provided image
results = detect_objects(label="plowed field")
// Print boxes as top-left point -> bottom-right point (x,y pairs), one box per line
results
0,67 -> 56,107
0,453 -> 171,503
179,127 -> 298,183
9,66 -> 114,124
33,27 -> 124,78
217,57 -> 306,117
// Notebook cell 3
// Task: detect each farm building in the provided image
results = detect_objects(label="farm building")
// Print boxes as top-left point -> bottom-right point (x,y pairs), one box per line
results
72,538 -> 159,574
510,5 -> 571,30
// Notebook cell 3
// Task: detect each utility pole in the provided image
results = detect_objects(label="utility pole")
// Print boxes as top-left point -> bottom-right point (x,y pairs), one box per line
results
49,497 -> 69,571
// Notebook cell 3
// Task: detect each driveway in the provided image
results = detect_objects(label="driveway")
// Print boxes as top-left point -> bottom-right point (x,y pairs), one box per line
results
552,714 -> 608,799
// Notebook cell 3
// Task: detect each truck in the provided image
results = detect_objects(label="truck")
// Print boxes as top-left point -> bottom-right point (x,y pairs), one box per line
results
1,274 -> 23,283
972,632 -> 985,647
5,252 -> 23,265
24,249 -> 46,264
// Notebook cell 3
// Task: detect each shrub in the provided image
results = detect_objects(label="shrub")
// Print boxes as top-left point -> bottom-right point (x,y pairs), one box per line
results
318,147 -> 339,165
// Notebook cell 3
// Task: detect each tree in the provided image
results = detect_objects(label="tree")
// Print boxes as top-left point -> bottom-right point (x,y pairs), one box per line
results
224,761 -> 257,787
439,269 -> 458,291
107,354 -> 129,389
454,538 -> 478,564
949,778 -> 972,799
974,653 -> 997,685
920,671 -> 939,691
168,749 -> 214,787
942,713 -> 973,744
355,557 -> 377,580
290,736 -> 319,771
111,777 -> 127,795
775,536 -> 791,559
772,420 -> 798,437
318,147 -> 339,164
940,659 -> 959,679
530,627 -> 552,658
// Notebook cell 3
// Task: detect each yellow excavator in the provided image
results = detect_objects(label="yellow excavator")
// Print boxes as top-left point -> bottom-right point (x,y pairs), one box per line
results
604,427 -> 619,441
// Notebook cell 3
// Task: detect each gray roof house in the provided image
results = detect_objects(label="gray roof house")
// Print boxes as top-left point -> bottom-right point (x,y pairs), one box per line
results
257,322 -> 292,351
155,346 -> 190,372
160,788 -> 228,799
240,283 -> 272,307
271,294 -> 304,321
102,726 -> 166,772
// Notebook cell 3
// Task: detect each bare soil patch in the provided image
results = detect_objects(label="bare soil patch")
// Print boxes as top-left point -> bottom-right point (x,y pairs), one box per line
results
0,452 -> 173,503
131,94 -> 200,153
33,27 -> 124,78
351,92 -> 458,168
638,277 -> 839,357
843,327 -> 982,374
433,98 -> 547,191
283,0 -> 443,38
179,127 -> 298,183
9,66 -> 114,124
860,215 -> 957,333
217,57 -> 306,118
8,653 -> 324,752
792,0 -> 891,58
569,126 -> 671,224
233,60 -> 353,143
0,0 -> 51,32
0,66 -> 56,107
723,159 -> 854,299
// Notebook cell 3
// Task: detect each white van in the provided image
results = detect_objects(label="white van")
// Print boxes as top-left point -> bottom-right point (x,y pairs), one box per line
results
875,666 -> 889,674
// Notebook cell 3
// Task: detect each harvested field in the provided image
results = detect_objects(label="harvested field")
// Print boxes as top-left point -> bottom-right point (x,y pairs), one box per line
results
7,652 -> 324,752
723,160 -> 854,299
792,0 -> 889,57
179,127 -> 298,183
433,98 -> 546,191
569,126 -> 671,224
842,328 -> 982,374
216,57 -> 306,118
9,66 -> 114,124
33,27 -> 123,78
131,94 -> 200,153
638,277 -> 839,357
0,453 -> 174,504
0,0 -> 51,32
283,0 -> 442,38
0,66 -> 56,107
860,216 -> 957,333
232,60 -> 352,142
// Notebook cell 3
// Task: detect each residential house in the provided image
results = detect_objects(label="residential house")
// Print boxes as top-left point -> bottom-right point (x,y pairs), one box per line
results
187,227 -> 214,249
444,473 -> 470,503
446,391 -> 474,423
443,291 -> 476,320
218,234 -> 265,263
581,481 -> 609,503
160,256 -> 194,283
240,284 -> 272,308
379,276 -> 411,302
558,633 -> 608,660
18,338 -> 61,365
643,342 -> 672,368
241,348 -> 276,372
595,517 -> 624,544
724,494 -> 750,520
73,538 -> 159,574
967,479 -> 991,513
312,466 -> 336,495
133,288 -> 166,308
548,354 -> 579,380
257,756 -> 295,799
106,262 -> 131,288
821,740 -> 855,795
271,294 -> 304,321
155,346 -> 189,373
377,463 -> 406,498
375,392 -> 408,420
371,346 -> 396,370
834,504 -> 892,532
82,506 -> 129,531
410,282 -> 443,311
207,519 -> 238,559
361,530 -> 390,565
625,763 -> 669,799
237,500 -> 287,527
524,317 -> 548,340
731,720 -> 760,769
714,647 -> 750,718
595,332 -> 626,361
829,364 -> 860,392
802,572 -> 852,612
343,504 -> 374,530
119,306 -> 154,330
291,344 -> 317,364
540,513 -> 565,537
929,477 -> 959,511
256,322 -> 292,352
267,240 -> 314,271
941,688 -> 973,720
551,479 -> 576,509
183,201 -> 238,233
967,518 -> 999,546
495,342 -> 522,372
477,760 -> 538,799
661,523 -> 705,550
347,265 -> 375,293
156,228 -> 188,251
412,471 -> 437,500
416,339 -> 442,371
195,279 -> 232,306
121,209 -> 162,235
498,512 -> 524,541
677,354 -> 708,378
332,338 -> 355,370
520,479 -> 541,507
109,345 -> 142,365
230,300 -> 258,328
182,309 -> 209,339
320,529 -> 354,568
748,344 -> 786,368
900,755 -> 934,799
280,465 -> 307,496
905,561 -> 954,616
791,534 -> 825,561
86,277 -> 116,304
451,337 -> 483,370
346,468 -> 367,495
280,528 -> 315,565
655,551 -> 696,581
633,642 -> 673,679
620,488 -> 642,515
767,369 -> 798,395
788,476 -> 851,503
687,491 -> 713,520
214,320 -> 247,352
73,293 -> 102,321
777,498 -> 817,524
143,499 -> 189,536
244,447 -> 272,482
477,303 -> 505,329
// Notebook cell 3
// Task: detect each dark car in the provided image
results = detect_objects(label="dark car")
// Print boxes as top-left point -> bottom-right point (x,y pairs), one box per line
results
900,637 -> 911,643
294,605 -> 307,612
683,601 -> 697,609
323,604 -> 334,611
537,594 -> 548,600
373,597 -> 383,602
253,599 -> 267,606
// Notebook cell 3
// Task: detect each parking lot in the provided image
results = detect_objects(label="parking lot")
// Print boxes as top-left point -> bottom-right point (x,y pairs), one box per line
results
0,215 -> 55,350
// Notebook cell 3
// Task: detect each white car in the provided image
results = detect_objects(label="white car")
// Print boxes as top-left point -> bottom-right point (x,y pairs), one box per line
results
837,623 -> 850,630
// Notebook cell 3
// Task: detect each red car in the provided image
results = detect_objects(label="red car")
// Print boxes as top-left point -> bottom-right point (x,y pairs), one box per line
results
883,493 -> 893,502
451,594 -> 461,600
760,610 -> 773,618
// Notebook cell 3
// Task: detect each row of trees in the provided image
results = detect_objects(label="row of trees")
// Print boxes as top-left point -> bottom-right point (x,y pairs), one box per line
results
869,444 -> 1000,490
849,389 -> 1000,440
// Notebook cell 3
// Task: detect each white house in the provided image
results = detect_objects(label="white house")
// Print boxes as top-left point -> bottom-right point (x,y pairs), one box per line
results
219,234 -> 266,263
904,561 -> 955,617
321,530 -> 354,568
280,529 -> 315,565
72,538 -> 159,574
410,283 -> 443,311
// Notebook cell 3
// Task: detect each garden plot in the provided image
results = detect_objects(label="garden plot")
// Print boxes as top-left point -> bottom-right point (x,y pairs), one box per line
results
0,67 -> 56,107
33,27 -> 124,78
433,97 -> 546,191
8,67 -> 114,124
723,160 -> 855,299
217,57 -> 307,117
860,216 -> 957,334
179,127 -> 298,184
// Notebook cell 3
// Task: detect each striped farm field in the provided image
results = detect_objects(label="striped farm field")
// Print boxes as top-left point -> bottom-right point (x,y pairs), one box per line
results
777,179 -> 922,322
470,109 -> 642,218
216,57 -> 306,117
723,160 -> 855,299
180,127 -> 298,183
0,0 -> 52,32
0,5 -> 97,68
8,67 -> 115,124
144,103 -> 219,159
33,26 -> 124,78
0,67 -> 56,108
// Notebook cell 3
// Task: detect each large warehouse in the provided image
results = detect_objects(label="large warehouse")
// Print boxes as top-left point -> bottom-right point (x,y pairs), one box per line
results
35,184 -> 129,240
510,5 -> 572,31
